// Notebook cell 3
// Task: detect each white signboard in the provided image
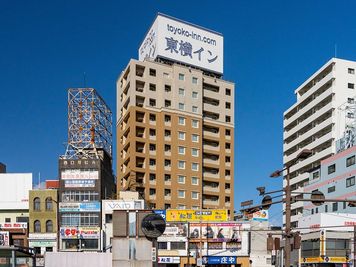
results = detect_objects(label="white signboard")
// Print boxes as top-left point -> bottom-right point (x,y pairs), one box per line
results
61,169 -> 99,180
158,257 -> 180,264
0,223 -> 27,229
139,13 -> 223,74
103,200 -> 144,213
64,179 -> 95,188
0,231 -> 9,246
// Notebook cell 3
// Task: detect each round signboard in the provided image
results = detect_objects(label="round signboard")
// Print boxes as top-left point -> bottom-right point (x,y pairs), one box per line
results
141,213 -> 166,238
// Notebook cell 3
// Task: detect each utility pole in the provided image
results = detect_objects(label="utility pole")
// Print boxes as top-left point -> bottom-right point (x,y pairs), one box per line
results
284,166 -> 291,267
354,225 -> 356,267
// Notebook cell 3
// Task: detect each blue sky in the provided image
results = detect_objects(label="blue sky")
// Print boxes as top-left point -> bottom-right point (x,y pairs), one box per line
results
1,0 -> 356,224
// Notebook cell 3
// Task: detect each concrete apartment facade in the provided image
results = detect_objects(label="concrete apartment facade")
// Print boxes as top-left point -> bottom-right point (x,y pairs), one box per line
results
116,58 -> 234,215
283,58 -> 356,227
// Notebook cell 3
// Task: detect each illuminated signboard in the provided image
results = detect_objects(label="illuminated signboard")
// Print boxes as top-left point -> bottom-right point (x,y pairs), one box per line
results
139,13 -> 223,74
166,209 -> 227,222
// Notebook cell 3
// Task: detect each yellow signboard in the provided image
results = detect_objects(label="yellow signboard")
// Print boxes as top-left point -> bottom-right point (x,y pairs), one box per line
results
166,209 -> 228,222
301,257 -> 348,263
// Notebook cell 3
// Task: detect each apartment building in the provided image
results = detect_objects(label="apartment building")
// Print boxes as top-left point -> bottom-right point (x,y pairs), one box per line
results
116,14 -> 234,216
283,58 -> 356,227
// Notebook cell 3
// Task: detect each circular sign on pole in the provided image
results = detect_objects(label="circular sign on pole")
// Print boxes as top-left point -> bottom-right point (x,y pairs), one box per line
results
261,195 -> 272,210
141,213 -> 166,238
311,191 -> 325,206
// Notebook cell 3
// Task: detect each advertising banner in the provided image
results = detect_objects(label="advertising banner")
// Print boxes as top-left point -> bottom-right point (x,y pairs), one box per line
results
60,227 -> 100,239
252,210 -> 268,221
0,232 -> 9,246
61,169 -> 99,180
139,14 -> 224,74
189,223 -> 243,242
161,223 -> 187,237
64,179 -> 95,188
0,223 -> 27,229
166,209 -> 227,222
59,202 -> 101,212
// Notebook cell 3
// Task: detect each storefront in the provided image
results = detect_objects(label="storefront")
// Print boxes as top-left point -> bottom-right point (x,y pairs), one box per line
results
28,233 -> 57,254
0,223 -> 28,247
60,227 -> 100,251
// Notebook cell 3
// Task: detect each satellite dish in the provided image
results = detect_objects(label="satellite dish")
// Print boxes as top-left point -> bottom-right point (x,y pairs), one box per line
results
311,191 -> 325,206
141,213 -> 166,238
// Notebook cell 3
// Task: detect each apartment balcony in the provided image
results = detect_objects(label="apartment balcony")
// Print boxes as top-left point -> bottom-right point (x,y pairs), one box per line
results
149,165 -> 156,171
225,202 -> 231,207
164,151 -> 171,157
164,195 -> 171,201
203,103 -> 220,114
203,199 -> 219,206
149,150 -> 156,156
284,102 -> 333,140
203,144 -> 220,152
288,172 -> 309,189
225,188 -> 231,194
149,195 -> 156,200
284,84 -> 333,128
164,180 -> 171,186
284,117 -> 333,151
203,129 -> 220,139
203,186 -> 220,193
203,172 -> 220,179
164,166 -> 171,171
203,158 -> 220,165
164,136 -> 171,142
284,130 -> 333,164
203,111 -> 220,121
284,71 -> 333,117
149,180 -> 156,186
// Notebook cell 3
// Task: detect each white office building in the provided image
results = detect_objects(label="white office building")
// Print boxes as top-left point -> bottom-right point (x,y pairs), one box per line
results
283,58 -> 356,227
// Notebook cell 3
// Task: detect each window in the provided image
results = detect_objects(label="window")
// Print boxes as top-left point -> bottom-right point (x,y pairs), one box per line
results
150,189 -> 156,195
165,204 -> 171,209
192,134 -> 199,142
192,106 -> 198,113
165,100 -> 171,108
225,170 -> 230,176
328,164 -> 336,174
178,190 -> 185,198
178,117 -> 185,125
149,144 -> 156,151
165,85 -> 171,92
149,83 -> 156,91
164,159 -> 171,167
328,186 -> 335,193
164,144 -> 171,152
179,88 -> 185,96
34,197 -> 41,211
332,202 -> 338,212
346,155 -> 355,167
192,91 -> 198,99
325,205 -> 328,212
348,98 -> 355,104
226,129 -> 231,136
150,173 -> 156,181
226,156 -> 231,162
149,98 -> 156,107
165,174 -> 171,182
226,102 -> 231,109
178,131 -> 185,140
5,218 -> 10,223
191,148 -> 199,157
348,83 -> 355,89
313,171 -> 320,179
346,176 -> 355,187
192,77 -> 198,84
149,114 -> 156,122
192,177 -> 199,185
34,220 -> 41,233
178,146 -> 185,155
225,143 -> 231,149
192,119 -> 199,128
226,115 -> 231,122
46,220 -> 53,233
158,242 -> 168,249
149,129 -> 156,137
164,189 -> 171,196
343,202 -> 347,209
164,115 -> 171,123
192,163 -> 199,171
348,68 -> 355,74
179,103 -> 185,110
45,197 -> 53,211
178,175 -> 185,184
179,73 -> 184,80
192,192 -> 199,199
165,129 -> 171,137
149,68 -> 156,76
178,161 -> 186,169
163,72 -> 170,78
226,88 -> 231,96
149,159 -> 156,166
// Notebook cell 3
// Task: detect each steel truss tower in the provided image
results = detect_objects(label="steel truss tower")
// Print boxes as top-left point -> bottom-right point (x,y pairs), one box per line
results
63,88 -> 112,159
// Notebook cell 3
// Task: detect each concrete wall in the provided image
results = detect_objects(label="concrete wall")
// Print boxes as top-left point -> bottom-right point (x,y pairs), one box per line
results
112,238 -> 152,267
45,252 -> 111,267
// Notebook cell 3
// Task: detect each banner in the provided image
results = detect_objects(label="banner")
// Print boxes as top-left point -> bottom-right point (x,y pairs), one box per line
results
166,209 -> 227,222
189,223 -> 242,242
59,202 -> 100,212
0,223 -> 27,229
64,180 -> 95,188
252,210 -> 268,221
203,256 -> 237,265
61,170 -> 99,180
161,223 -> 187,237
60,227 -> 100,239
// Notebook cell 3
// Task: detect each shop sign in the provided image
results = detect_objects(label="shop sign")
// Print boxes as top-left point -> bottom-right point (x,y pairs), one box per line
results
166,209 -> 227,222
59,202 -> 100,212
252,210 -> 268,221
60,227 -> 100,239
158,257 -> 180,264
64,179 -> 95,188
0,223 -> 27,229
189,223 -> 242,242
202,256 -> 237,264
29,233 -> 56,240
29,241 -> 55,247
103,200 -> 144,212
61,170 -> 99,180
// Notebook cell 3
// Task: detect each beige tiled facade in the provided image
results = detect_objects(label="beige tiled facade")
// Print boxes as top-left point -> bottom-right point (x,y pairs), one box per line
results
117,59 -> 234,216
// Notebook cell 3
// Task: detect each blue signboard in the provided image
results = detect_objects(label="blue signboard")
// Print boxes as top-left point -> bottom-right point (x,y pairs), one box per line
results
202,256 -> 237,265
154,210 -> 166,220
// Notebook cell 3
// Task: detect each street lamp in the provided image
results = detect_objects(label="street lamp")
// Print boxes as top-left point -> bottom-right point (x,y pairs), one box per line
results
270,149 -> 312,267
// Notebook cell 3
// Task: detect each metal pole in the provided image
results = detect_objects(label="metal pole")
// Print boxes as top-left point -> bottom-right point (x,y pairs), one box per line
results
285,166 -> 291,267
11,249 -> 16,267
353,225 -> 356,267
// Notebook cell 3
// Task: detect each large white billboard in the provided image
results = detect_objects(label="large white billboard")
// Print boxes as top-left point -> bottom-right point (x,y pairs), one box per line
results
139,14 -> 223,74
0,173 -> 32,210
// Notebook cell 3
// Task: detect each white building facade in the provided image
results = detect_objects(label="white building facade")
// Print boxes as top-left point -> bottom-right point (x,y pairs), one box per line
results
283,58 -> 356,227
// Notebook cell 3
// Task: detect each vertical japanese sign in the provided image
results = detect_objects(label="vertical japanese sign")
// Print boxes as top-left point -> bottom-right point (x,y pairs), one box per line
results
139,13 -> 223,74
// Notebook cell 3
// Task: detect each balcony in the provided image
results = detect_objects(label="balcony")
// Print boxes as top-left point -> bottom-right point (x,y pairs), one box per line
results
203,125 -> 220,138
203,186 -> 220,193
203,199 -> 219,206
